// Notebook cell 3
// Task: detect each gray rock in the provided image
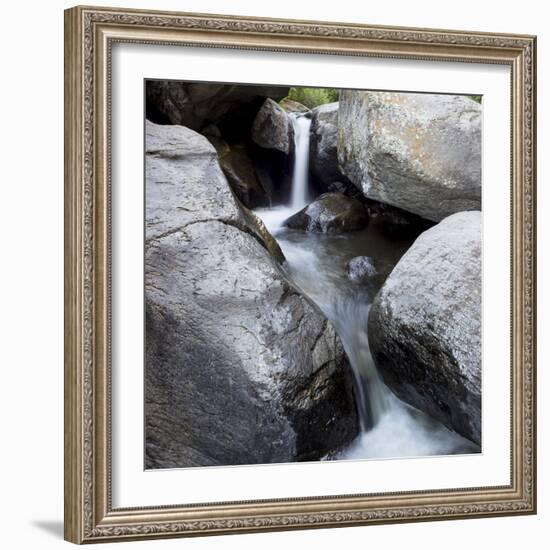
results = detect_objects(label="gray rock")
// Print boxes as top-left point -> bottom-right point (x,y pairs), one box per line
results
145,121 -> 358,468
284,192 -> 369,234
146,81 -> 288,134
145,121 -> 242,241
279,98 -> 310,113
338,91 -> 482,222
251,98 -> 292,154
309,103 -> 356,196
368,211 -> 481,444
365,199 -> 435,239
347,256 -> 377,283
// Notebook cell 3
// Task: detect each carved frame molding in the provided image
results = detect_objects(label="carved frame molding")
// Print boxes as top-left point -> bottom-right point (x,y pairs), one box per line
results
64,5 -> 536,544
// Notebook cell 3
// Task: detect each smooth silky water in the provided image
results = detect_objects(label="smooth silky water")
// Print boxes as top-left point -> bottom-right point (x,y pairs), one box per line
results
255,112 -> 478,460
289,112 -> 312,211
256,206 -> 478,460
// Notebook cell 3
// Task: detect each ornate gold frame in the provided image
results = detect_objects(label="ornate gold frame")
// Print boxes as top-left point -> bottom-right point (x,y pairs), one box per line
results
64,5 -> 537,544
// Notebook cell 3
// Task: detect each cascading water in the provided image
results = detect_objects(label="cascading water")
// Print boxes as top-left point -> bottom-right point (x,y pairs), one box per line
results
254,113 -> 479,461
289,113 -> 312,211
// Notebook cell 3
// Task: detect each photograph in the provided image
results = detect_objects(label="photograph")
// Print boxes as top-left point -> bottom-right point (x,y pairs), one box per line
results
62,4 -> 536,543
144,81 -> 483,469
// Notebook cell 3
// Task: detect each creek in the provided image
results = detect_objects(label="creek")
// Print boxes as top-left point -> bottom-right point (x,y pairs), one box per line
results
254,113 -> 478,460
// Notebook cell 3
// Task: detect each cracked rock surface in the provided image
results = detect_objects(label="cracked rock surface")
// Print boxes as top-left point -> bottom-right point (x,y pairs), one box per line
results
145,121 -> 358,468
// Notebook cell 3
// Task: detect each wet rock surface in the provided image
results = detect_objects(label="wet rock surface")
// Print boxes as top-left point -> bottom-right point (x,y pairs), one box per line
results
284,192 -> 369,234
207,135 -> 271,208
347,256 -> 378,283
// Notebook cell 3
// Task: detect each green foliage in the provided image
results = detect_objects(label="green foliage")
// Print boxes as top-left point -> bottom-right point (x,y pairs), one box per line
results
469,95 -> 482,103
284,87 -> 340,109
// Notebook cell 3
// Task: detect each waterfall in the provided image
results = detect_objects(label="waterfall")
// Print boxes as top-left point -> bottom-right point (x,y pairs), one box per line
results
253,112 -> 478,458
253,185 -> 478,459
289,113 -> 312,211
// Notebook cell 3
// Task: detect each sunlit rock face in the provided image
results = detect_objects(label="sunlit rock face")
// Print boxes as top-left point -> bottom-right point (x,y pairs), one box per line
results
338,91 -> 481,222
368,211 -> 482,445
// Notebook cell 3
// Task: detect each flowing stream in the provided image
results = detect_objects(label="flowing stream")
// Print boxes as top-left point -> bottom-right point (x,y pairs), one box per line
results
255,114 -> 478,461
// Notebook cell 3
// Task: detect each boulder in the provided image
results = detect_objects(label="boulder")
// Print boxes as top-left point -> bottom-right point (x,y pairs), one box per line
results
279,98 -> 310,113
145,121 -> 359,468
368,211 -> 481,444
146,81 -> 288,138
338,91 -> 482,222
284,192 -> 369,234
309,102 -> 354,193
207,136 -> 271,208
347,256 -> 378,283
251,98 -> 292,154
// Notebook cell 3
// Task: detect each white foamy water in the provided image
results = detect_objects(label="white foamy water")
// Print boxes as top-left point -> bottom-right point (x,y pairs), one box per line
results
254,205 -> 296,236
335,396 -> 474,460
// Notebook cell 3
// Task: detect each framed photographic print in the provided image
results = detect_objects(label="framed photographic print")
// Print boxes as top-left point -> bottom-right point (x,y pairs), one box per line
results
64,5 -> 537,544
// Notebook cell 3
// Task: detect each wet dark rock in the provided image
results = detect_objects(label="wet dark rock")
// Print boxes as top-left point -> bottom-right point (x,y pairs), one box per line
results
365,199 -> 435,239
207,135 -> 271,208
347,256 -> 378,283
240,206 -> 285,264
284,192 -> 369,234
368,211 -> 481,444
252,146 -> 294,205
145,120 -> 359,468
321,180 -> 365,201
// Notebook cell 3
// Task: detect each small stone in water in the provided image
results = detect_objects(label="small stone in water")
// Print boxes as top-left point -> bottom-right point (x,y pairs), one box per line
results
347,256 -> 377,283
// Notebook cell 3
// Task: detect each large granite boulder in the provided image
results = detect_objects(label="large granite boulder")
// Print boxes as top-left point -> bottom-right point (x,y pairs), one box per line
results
146,81 -> 288,138
309,103 -> 351,189
338,91 -> 482,222
284,192 -> 369,234
251,98 -> 292,154
145,121 -> 358,468
368,211 -> 482,444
